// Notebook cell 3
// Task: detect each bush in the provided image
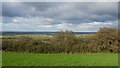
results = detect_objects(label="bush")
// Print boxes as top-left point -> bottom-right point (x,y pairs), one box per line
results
2,28 -> 119,54
51,30 -> 77,54
93,27 -> 118,53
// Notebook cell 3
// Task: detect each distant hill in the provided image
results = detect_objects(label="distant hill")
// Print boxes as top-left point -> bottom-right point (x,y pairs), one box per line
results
1,32 -> 96,35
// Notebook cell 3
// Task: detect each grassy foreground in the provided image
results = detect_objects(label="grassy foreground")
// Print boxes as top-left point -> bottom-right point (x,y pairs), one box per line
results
2,53 -> 118,66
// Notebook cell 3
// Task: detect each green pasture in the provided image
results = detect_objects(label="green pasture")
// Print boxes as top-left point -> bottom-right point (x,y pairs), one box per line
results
1,34 -> 94,39
2,53 -> 118,66
0,52 -> 1,67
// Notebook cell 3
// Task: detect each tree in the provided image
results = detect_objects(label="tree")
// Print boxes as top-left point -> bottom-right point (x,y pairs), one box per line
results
51,30 -> 77,54
94,27 -> 118,53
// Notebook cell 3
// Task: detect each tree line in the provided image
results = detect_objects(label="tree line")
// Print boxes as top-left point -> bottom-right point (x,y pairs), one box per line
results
2,27 -> 119,54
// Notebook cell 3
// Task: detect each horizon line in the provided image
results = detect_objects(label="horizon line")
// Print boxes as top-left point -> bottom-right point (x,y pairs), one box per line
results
1,31 -> 97,32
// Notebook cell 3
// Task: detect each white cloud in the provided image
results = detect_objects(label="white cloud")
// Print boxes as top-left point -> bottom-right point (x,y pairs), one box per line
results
2,0 -> 120,2
2,2 -> 118,32
12,19 -> 18,23
87,22 -> 113,25
2,16 -> 118,32
7,17 -> 54,25
0,17 -> 2,23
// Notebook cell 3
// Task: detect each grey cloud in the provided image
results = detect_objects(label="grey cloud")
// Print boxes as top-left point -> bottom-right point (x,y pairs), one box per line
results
0,2 -> 2,16
2,2 -> 37,17
2,2 -> 118,31
23,2 -> 62,11
37,2 -> 118,23
2,2 -> 62,17
2,2 -> 118,23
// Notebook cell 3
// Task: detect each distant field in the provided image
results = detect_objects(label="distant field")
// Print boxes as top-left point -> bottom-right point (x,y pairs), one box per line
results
1,34 -> 94,39
0,34 -> 53,39
2,53 -> 118,66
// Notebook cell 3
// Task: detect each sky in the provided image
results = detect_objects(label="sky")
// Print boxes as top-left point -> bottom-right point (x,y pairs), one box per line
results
1,2 -> 118,32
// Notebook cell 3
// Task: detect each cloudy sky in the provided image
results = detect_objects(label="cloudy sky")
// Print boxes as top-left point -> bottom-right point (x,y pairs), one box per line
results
2,2 -> 118,32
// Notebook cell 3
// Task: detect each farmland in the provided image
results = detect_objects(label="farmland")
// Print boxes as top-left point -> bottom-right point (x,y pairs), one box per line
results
1,28 -> 119,66
0,52 -> 1,67
1,33 -> 94,39
2,53 -> 118,66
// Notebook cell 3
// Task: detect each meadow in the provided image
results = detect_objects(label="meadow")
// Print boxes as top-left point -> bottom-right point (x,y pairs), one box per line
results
1,34 -> 93,39
2,53 -> 118,66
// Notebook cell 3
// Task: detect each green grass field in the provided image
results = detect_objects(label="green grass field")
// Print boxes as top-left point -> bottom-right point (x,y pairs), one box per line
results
1,34 -> 94,39
0,52 -> 1,67
2,53 -> 118,66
